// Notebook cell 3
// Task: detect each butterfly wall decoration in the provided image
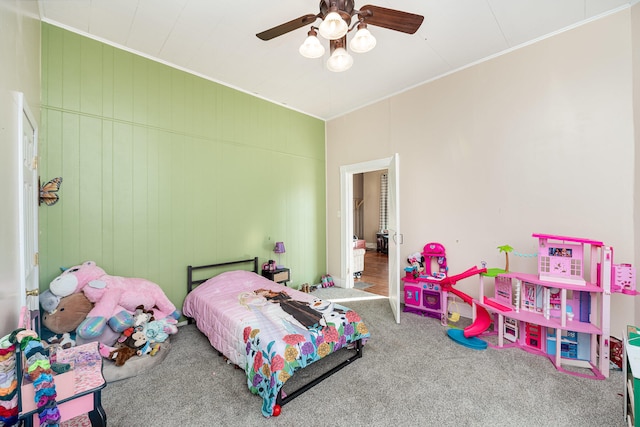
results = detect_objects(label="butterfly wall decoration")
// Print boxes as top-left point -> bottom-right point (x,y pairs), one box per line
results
39,177 -> 62,206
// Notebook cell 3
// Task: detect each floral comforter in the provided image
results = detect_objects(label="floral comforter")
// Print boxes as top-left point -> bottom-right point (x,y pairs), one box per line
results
182,270 -> 370,417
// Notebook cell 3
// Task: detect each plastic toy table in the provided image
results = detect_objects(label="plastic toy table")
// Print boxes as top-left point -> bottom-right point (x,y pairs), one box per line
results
402,275 -> 449,325
19,342 -> 107,427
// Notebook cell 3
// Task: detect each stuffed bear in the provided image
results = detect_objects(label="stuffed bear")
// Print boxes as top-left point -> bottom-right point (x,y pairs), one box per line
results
107,344 -> 140,367
108,320 -> 151,366
48,261 -> 180,341
42,292 -> 94,335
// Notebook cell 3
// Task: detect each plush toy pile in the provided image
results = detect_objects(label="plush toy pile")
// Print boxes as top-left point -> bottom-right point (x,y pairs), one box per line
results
99,306 -> 177,366
41,261 -> 180,367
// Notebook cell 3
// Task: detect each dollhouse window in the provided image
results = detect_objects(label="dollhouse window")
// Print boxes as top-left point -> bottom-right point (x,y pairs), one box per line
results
540,256 -> 550,273
539,242 -> 585,284
571,259 -> 581,276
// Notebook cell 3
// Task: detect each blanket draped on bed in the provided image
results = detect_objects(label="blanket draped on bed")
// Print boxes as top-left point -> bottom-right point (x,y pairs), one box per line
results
182,270 -> 370,417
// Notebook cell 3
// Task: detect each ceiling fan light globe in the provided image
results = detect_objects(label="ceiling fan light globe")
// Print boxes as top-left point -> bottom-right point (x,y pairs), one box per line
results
349,28 -> 376,53
318,11 -> 348,40
299,35 -> 325,58
326,47 -> 353,72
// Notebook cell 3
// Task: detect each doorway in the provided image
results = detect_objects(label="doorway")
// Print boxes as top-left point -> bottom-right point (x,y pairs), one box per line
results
340,154 -> 402,323
353,171 -> 388,297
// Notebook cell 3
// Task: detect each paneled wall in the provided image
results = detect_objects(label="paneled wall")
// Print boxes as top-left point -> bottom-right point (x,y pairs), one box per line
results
39,24 -> 326,309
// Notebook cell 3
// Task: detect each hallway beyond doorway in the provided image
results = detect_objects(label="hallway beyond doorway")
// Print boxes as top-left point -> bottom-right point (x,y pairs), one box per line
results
355,250 -> 388,297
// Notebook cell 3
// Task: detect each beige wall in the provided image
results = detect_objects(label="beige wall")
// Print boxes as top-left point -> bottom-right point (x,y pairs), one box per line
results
633,2 -> 640,327
0,0 -> 41,335
327,9 -> 636,335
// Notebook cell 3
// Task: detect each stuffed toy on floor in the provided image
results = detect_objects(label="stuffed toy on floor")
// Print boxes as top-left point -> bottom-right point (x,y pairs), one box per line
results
48,261 -> 180,343
41,292 -> 93,335
100,305 -> 173,366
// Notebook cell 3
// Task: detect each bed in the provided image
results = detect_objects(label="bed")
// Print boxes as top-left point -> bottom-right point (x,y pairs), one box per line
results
182,257 -> 370,417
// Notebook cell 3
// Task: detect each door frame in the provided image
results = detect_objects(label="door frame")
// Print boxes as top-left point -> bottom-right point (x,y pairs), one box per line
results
339,156 -> 398,290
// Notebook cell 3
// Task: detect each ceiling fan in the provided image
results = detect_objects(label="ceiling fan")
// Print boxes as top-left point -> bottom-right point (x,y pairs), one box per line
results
256,1 -> 424,72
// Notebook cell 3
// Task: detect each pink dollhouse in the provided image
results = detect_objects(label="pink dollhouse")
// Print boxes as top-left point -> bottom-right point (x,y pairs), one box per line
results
480,233 -> 637,379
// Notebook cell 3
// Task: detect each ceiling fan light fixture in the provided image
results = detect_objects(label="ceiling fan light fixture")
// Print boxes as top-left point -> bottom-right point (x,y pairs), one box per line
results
326,47 -> 353,72
299,29 -> 325,58
318,10 -> 348,40
349,25 -> 376,53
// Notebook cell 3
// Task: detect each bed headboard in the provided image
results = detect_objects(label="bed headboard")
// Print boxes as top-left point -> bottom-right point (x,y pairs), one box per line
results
187,256 -> 259,294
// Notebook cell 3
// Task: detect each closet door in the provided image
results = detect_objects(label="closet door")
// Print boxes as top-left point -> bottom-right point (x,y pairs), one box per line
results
19,92 -> 40,330
0,92 -> 39,335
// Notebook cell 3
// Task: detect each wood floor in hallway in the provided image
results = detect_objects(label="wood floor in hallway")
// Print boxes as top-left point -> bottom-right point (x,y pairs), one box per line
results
355,250 -> 388,297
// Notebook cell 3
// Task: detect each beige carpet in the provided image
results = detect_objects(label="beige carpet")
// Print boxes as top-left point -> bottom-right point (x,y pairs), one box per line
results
101,297 -> 625,426
310,285 -> 386,302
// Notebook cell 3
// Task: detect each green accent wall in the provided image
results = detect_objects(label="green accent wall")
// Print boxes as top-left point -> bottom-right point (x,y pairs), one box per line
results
39,24 -> 326,310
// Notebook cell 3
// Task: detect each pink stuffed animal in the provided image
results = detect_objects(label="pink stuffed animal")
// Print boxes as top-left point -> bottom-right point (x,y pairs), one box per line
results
49,261 -> 180,340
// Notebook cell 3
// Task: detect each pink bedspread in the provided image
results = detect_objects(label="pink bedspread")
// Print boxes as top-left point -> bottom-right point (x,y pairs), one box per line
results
182,270 -> 369,417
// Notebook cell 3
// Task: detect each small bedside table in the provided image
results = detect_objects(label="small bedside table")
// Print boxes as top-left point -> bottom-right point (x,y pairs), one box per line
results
262,268 -> 290,286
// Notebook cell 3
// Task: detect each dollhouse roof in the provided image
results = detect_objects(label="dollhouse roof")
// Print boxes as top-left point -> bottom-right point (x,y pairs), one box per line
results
532,233 -> 603,246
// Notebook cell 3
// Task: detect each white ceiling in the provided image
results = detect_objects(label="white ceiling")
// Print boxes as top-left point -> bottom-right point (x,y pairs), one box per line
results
37,0 -> 632,120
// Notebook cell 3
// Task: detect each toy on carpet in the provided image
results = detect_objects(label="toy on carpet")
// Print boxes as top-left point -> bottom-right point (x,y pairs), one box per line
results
106,344 -> 139,367
99,305 -> 174,366
41,292 -> 93,335
48,261 -> 180,342
403,242 -> 489,349
321,274 -> 335,287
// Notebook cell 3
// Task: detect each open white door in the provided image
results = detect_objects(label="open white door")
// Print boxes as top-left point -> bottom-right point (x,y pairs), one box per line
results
340,155 -> 401,322
387,154 -> 401,323
18,92 -> 40,331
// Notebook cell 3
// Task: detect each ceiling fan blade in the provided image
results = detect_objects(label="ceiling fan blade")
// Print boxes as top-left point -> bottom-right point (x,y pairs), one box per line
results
256,14 -> 318,41
359,5 -> 424,34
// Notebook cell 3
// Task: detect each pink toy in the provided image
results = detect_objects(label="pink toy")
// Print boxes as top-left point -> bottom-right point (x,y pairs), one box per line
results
49,261 -> 180,341
403,243 -> 489,346
441,266 -> 490,350
479,233 -> 638,380
421,242 -> 448,277
613,263 -> 636,294
403,242 -> 450,322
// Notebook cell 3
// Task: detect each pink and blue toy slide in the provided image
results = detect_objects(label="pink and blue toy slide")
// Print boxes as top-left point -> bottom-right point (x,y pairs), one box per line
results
440,266 -> 491,350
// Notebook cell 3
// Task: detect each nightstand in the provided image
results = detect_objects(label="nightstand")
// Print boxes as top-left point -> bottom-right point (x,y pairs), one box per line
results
262,268 -> 290,285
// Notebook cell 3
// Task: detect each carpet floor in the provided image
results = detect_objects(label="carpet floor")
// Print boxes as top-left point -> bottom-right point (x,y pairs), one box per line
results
101,291 -> 626,426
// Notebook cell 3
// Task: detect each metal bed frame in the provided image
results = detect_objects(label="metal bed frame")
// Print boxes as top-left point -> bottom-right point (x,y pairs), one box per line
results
185,257 -> 364,411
